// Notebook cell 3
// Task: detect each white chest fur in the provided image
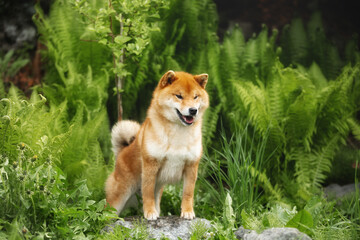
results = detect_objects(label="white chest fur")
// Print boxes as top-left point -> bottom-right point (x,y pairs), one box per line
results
157,155 -> 186,184
144,123 -> 202,184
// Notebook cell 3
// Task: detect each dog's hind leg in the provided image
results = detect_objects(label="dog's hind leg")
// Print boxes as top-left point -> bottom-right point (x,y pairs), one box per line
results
105,172 -> 137,215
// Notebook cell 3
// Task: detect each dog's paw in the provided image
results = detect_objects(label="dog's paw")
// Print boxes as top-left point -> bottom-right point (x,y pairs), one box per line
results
181,210 -> 195,220
144,209 -> 159,220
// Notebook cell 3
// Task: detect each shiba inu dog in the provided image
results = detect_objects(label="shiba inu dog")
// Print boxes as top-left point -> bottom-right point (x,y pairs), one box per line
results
105,70 -> 209,220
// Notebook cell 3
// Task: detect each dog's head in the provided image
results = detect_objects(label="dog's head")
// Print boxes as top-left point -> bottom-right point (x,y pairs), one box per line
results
152,70 -> 209,126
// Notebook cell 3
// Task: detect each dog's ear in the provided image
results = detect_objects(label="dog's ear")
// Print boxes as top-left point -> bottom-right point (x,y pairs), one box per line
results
159,70 -> 176,88
194,74 -> 208,88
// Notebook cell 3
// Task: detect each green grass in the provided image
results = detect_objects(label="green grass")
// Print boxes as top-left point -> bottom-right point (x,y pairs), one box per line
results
99,220 -> 150,240
194,126 -> 360,239
197,124 -> 278,222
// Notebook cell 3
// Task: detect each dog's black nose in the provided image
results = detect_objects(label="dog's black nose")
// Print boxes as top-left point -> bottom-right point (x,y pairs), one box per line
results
189,108 -> 197,116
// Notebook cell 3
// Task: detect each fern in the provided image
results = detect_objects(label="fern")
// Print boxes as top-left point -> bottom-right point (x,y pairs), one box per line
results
34,0 -> 110,78
309,136 -> 340,189
34,0 -> 113,168
222,32 -> 241,80
314,65 -> 358,146
0,50 -> 30,98
3,0 -> 114,190
202,103 -> 221,145
0,50 -> 29,79
231,55 -> 359,195
307,62 -> 328,89
280,18 -> 309,66
234,80 -> 270,136
348,118 -> 360,142
293,135 -> 339,197
280,11 -> 359,80
345,35 -> 360,63
1,86 -> 69,163
249,166 -> 283,201
0,91 -> 116,237
1,84 -> 112,198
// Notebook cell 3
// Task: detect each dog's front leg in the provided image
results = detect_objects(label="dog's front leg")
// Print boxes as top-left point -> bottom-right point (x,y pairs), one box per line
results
142,157 -> 159,220
181,160 -> 199,219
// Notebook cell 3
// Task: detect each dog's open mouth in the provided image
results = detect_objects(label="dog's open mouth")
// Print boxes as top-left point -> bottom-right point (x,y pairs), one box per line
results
176,109 -> 194,125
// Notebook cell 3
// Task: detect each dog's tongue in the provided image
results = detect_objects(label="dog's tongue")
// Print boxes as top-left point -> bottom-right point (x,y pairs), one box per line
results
183,115 -> 194,124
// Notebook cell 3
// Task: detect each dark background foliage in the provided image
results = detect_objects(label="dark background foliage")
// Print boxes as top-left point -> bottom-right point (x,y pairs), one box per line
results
1,0 -> 359,94
214,0 -> 360,44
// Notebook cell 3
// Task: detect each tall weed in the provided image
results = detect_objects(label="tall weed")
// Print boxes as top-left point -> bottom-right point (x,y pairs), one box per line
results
198,124 -> 280,223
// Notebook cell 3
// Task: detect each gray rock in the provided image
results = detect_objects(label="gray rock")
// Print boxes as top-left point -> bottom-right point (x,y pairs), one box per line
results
103,215 -> 212,240
235,227 -> 311,240
234,226 -> 253,239
4,23 -> 18,39
16,26 -> 36,44
324,183 -> 360,199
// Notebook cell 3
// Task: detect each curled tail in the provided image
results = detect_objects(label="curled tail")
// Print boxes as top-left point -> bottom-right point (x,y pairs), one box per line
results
111,120 -> 140,157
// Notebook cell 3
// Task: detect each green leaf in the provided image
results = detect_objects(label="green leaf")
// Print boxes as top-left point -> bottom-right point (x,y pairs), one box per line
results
114,35 -> 132,45
223,193 -> 235,228
285,209 -> 314,236
98,39 -> 108,45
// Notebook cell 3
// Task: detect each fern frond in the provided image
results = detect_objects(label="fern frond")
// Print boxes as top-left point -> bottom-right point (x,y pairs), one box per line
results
348,118 -> 360,142
202,103 -> 222,145
307,12 -> 324,44
234,81 -> 269,135
235,32 -> 259,81
192,47 -> 209,75
323,45 -> 342,80
234,80 -> 284,151
308,62 -> 328,89
249,166 -> 283,201
207,42 -> 225,102
281,18 -> 309,66
314,65 -> 358,146
309,135 -> 340,189
344,35 -> 360,63
260,29 -> 279,81
222,33 -> 241,79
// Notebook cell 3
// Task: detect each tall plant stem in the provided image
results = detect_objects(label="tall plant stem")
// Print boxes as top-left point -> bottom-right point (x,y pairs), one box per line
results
117,14 -> 124,121
109,0 -> 124,121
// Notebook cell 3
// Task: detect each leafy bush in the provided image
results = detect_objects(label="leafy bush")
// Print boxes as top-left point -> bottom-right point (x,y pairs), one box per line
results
241,197 -> 358,239
33,0 -> 114,188
235,62 -> 359,195
1,87 -> 112,195
0,154 -> 116,239
0,88 -> 117,238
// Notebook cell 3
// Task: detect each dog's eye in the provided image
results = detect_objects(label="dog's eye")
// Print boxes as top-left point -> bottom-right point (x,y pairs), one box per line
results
194,95 -> 198,100
175,94 -> 183,99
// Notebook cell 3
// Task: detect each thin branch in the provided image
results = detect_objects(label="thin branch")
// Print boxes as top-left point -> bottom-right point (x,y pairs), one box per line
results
108,0 -> 124,121
117,13 -> 124,121
80,39 -> 98,42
